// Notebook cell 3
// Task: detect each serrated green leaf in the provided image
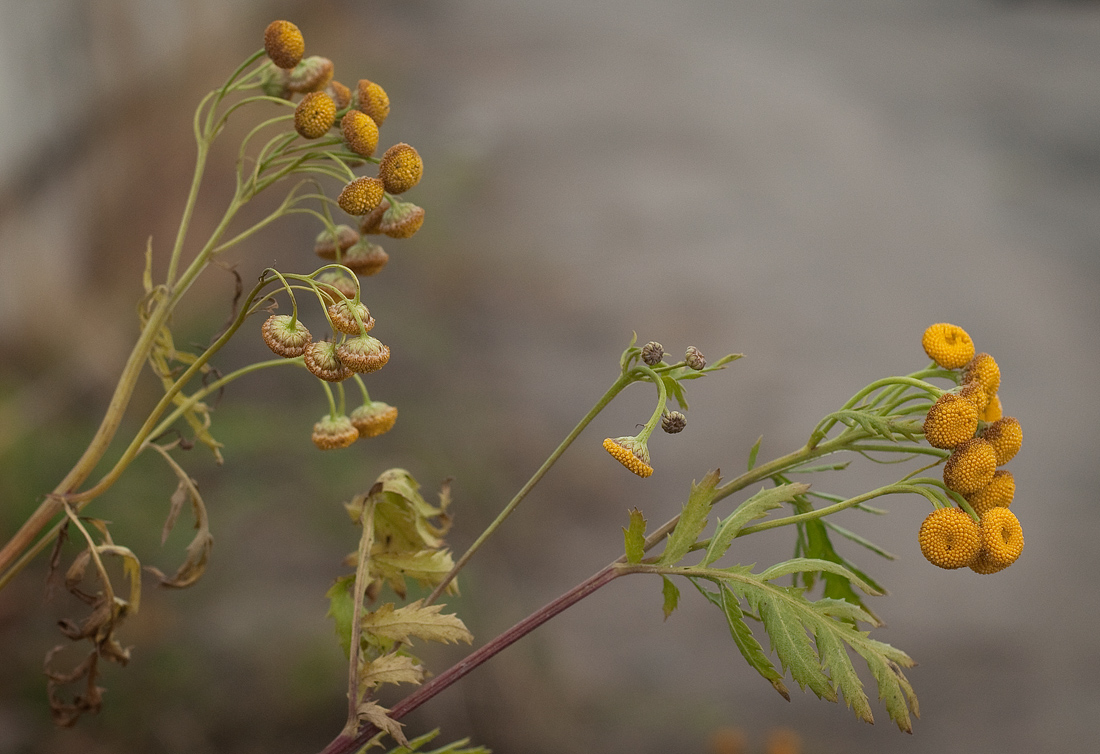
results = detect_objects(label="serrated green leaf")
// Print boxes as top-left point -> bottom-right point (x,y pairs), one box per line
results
624,508 -> 647,564
702,483 -> 810,567
747,436 -> 763,471
691,579 -> 789,700
658,470 -> 721,566
660,575 -> 680,620
326,574 -> 356,657
661,374 -> 689,410
815,597 -> 881,627
815,627 -> 874,724
361,600 -> 473,646
756,558 -> 880,596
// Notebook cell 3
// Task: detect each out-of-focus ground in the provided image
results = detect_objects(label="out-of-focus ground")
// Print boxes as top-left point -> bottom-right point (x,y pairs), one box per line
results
1,1 -> 1099,752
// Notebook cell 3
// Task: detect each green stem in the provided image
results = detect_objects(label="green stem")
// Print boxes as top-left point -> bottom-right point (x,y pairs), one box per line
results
735,484 -> 940,537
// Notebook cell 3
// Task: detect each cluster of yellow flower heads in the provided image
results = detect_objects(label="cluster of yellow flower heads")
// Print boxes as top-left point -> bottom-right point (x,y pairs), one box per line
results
918,323 -> 1024,574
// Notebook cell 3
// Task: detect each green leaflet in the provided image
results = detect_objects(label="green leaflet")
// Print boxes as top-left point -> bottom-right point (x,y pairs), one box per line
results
623,508 -> 647,564
756,558 -> 880,596
661,374 -> 689,410
325,574 -> 356,657
815,627 -> 874,724
660,575 -> 680,620
747,436 -> 763,471
701,483 -> 810,567
657,470 -> 721,567
691,579 -> 789,700
381,729 -> 492,754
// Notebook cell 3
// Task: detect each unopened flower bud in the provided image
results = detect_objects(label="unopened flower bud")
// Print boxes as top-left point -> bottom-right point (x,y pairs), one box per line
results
327,299 -> 374,335
378,200 -> 425,239
294,91 -> 336,139
378,143 -> 423,194
264,20 -> 305,70
312,414 -> 359,450
342,239 -> 389,276
341,110 -> 380,157
355,79 -> 390,126
336,335 -> 390,373
641,341 -> 664,366
303,340 -> 353,382
662,410 -> 686,434
313,225 -> 360,260
685,346 -> 706,370
261,314 -> 311,357
338,176 -> 385,215
287,56 -> 334,94
350,401 -> 398,438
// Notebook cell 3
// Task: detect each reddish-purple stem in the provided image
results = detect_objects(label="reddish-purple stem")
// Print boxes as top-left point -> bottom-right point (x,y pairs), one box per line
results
317,562 -> 623,754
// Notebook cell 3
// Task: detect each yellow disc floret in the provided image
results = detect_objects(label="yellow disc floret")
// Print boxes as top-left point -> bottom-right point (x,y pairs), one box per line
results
603,437 -> 653,478
980,393 -> 1003,422
918,507 -> 981,569
964,470 -> 1015,517
973,507 -> 1024,572
378,143 -> 423,194
356,79 -> 390,126
338,176 -> 385,215
963,352 -> 1000,397
923,393 -> 978,449
956,382 -> 989,413
922,323 -> 975,369
294,91 -> 337,139
979,416 -> 1021,466
342,110 -> 380,157
942,437 -> 997,494
264,20 -> 305,69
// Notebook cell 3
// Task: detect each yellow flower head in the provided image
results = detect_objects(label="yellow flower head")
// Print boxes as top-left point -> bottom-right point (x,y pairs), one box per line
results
963,352 -> 1001,397
603,436 -> 653,478
922,393 -> 978,449
326,80 -> 352,110
287,56 -> 334,94
356,79 -> 390,126
336,335 -> 390,374
264,20 -> 305,69
313,224 -> 360,260
922,323 -> 975,369
378,200 -> 425,239
312,414 -> 359,450
378,143 -> 423,194
942,437 -> 997,494
964,469 -> 1015,517
980,393 -> 1003,422
261,314 -> 312,358
956,382 -> 989,413
980,416 -> 1022,466
917,507 -> 981,569
294,91 -> 337,139
338,176 -> 385,216
341,110 -> 380,158
342,239 -> 389,277
350,401 -> 399,438
327,299 -> 374,335
973,507 -> 1024,572
303,340 -> 352,382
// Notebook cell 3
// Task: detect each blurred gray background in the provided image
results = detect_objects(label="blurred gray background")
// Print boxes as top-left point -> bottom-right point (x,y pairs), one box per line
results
1,1 -> 1098,753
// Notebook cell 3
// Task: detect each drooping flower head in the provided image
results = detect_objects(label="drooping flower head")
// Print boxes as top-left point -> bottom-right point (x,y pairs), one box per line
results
341,110 -> 380,157
312,414 -> 359,450
378,142 -> 423,194
336,335 -> 390,373
350,401 -> 399,438
603,436 -> 653,478
338,176 -> 385,216
327,299 -> 374,335
261,314 -> 311,358
355,79 -> 390,126
294,91 -> 337,139
264,20 -> 305,69
378,200 -> 425,238
303,340 -> 353,382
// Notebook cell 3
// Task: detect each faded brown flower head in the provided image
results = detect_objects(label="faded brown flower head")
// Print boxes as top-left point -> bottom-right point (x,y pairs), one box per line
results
378,200 -> 425,239
917,507 -> 980,569
303,340 -> 353,382
378,143 -> 423,194
327,299 -> 374,335
338,176 -> 385,216
359,199 -> 390,235
312,414 -> 359,450
294,91 -> 337,139
326,80 -> 352,109
342,239 -> 389,276
336,335 -> 390,373
315,271 -> 358,304
350,401 -> 399,438
261,314 -> 311,358
341,110 -> 380,157
287,56 -> 334,94
264,20 -> 304,69
356,79 -> 390,126
313,225 -> 360,260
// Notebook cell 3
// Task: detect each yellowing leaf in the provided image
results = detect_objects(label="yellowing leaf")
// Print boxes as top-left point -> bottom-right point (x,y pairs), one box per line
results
359,653 -> 424,691
361,600 -> 473,646
357,700 -> 408,747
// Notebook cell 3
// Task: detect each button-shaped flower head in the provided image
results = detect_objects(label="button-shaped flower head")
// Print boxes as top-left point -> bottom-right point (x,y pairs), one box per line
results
338,176 -> 385,216
350,401 -> 399,438
964,469 -> 1015,517
341,239 -> 389,277
294,91 -> 337,139
312,414 -> 359,450
355,79 -> 390,127
264,20 -> 304,69
923,393 -> 978,449
315,271 -> 358,305
326,80 -> 351,110
963,352 -> 1001,397
969,507 -> 1024,574
341,110 -> 380,158
980,394 -> 1003,422
942,437 -> 997,494
287,56 -> 334,94
261,314 -> 312,358
327,299 -> 374,335
378,143 -> 423,195
303,340 -> 353,382
336,335 -> 390,373
313,225 -> 360,260
921,323 -> 975,370
979,417 -> 1021,466
918,507 -> 981,569
378,200 -> 425,239
603,436 -> 654,478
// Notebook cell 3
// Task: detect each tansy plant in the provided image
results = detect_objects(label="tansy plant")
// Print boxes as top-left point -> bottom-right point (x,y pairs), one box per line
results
0,20 -> 1025,754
